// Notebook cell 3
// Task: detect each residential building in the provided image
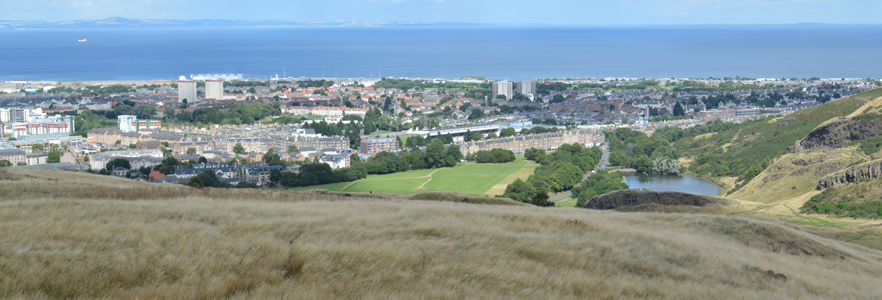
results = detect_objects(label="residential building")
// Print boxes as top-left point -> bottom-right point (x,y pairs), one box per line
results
89,149 -> 164,170
117,115 -> 137,132
173,140 -> 215,154
26,153 -> 47,165
518,80 -> 535,96
320,153 -> 351,169
0,148 -> 27,165
0,108 -> 28,123
118,115 -> 161,133
457,129 -> 604,156
89,128 -> 187,146
174,163 -> 240,182
178,78 -> 197,103
112,167 -> 128,177
239,165 -> 286,185
205,79 -> 224,100
492,81 -> 513,100
11,115 -> 75,138
360,137 -> 399,156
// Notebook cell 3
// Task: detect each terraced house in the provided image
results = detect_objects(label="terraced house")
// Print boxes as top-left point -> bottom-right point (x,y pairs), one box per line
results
457,129 -> 604,156
88,128 -> 188,146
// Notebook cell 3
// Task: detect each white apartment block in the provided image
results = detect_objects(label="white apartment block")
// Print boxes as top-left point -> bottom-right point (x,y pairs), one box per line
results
118,115 -> 161,133
178,79 -> 197,103
11,115 -> 75,138
492,81 -> 513,100
205,79 -> 224,100
518,80 -> 536,95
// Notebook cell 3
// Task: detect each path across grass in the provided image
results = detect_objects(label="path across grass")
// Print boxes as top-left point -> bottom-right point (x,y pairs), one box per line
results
289,156 -> 539,196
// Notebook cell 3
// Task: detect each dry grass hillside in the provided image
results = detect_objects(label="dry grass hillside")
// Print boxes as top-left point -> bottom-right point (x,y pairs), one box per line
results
3,167 -> 882,299
730,147 -> 868,203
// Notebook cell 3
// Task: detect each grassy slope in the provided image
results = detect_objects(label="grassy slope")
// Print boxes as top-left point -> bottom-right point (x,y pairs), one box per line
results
676,87 -> 882,181
730,147 -> 867,203
3,167 -> 882,299
290,157 -> 538,196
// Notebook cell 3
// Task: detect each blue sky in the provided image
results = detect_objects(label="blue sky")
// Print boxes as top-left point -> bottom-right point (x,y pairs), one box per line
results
1,0 -> 878,25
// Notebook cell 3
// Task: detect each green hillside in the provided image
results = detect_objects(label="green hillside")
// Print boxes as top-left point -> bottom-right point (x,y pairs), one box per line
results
675,87 -> 882,189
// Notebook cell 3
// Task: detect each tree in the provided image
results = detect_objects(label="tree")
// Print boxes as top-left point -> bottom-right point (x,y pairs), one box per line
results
186,148 -> 197,155
47,151 -> 61,163
425,139 -> 447,168
551,94 -> 566,103
446,144 -> 463,163
530,190 -> 554,207
133,105 -> 156,119
269,169 -> 282,185
180,99 -> 189,109
469,108 -> 484,120
0,160 -> 11,167
288,144 -> 299,154
405,135 -> 426,149
500,128 -> 517,137
105,158 -> 131,171
163,106 -> 176,119
233,143 -> 245,155
503,179 -> 535,203
672,102 -> 685,116
198,156 -> 208,164
264,148 -> 285,166
188,176 -> 204,188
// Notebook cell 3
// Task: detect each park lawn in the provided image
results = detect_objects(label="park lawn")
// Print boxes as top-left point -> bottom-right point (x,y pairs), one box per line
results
555,197 -> 578,208
421,158 -> 530,195
367,168 -> 436,179
287,157 -> 536,195
340,178 -> 428,194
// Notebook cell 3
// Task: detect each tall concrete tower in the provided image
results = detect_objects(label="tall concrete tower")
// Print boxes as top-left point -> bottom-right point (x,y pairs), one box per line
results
178,76 -> 197,104
205,79 -> 224,100
518,80 -> 535,95
492,81 -> 513,101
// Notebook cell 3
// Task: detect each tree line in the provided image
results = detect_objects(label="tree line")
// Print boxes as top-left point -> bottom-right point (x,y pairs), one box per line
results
503,144 -> 602,205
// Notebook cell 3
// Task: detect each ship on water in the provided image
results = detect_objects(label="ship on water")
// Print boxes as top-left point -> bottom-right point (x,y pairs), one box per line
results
77,39 -> 87,42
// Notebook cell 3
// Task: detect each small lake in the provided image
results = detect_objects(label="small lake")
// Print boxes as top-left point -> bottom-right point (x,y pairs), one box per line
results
623,173 -> 722,196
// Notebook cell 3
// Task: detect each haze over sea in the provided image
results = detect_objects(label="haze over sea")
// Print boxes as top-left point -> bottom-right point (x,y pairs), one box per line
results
1,25 -> 881,81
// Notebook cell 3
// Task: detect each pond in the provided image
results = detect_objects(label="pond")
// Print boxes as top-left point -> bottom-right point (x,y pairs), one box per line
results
623,173 -> 722,196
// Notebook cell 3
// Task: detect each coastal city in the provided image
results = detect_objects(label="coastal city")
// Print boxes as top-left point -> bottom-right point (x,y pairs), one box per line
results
6,0 -> 882,297
0,75 -> 876,187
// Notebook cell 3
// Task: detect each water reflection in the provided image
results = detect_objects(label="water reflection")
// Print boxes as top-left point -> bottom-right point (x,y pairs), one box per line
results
623,173 -> 722,196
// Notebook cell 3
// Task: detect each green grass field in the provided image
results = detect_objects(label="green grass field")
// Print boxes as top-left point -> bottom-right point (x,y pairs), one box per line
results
554,197 -> 578,207
289,156 -> 538,196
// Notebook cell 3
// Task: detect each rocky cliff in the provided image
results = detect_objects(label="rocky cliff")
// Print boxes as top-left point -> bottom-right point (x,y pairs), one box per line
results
582,190 -> 723,210
797,114 -> 882,152
817,159 -> 882,190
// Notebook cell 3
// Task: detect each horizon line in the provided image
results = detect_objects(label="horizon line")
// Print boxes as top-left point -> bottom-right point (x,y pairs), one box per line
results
2,17 -> 882,27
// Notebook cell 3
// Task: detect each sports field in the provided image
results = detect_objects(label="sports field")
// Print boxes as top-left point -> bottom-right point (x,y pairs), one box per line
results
290,156 -> 539,196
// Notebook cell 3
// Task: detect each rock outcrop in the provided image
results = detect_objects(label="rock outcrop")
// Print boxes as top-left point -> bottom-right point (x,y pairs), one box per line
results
817,160 -> 882,190
582,190 -> 722,210
797,114 -> 882,152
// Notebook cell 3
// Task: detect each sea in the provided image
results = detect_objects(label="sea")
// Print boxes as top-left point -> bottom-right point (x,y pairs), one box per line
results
1,24 -> 881,81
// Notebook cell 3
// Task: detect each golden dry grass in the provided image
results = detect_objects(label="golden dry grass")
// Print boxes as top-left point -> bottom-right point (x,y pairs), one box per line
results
846,95 -> 882,118
484,159 -> 540,197
730,148 -> 865,204
3,167 -> 882,299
